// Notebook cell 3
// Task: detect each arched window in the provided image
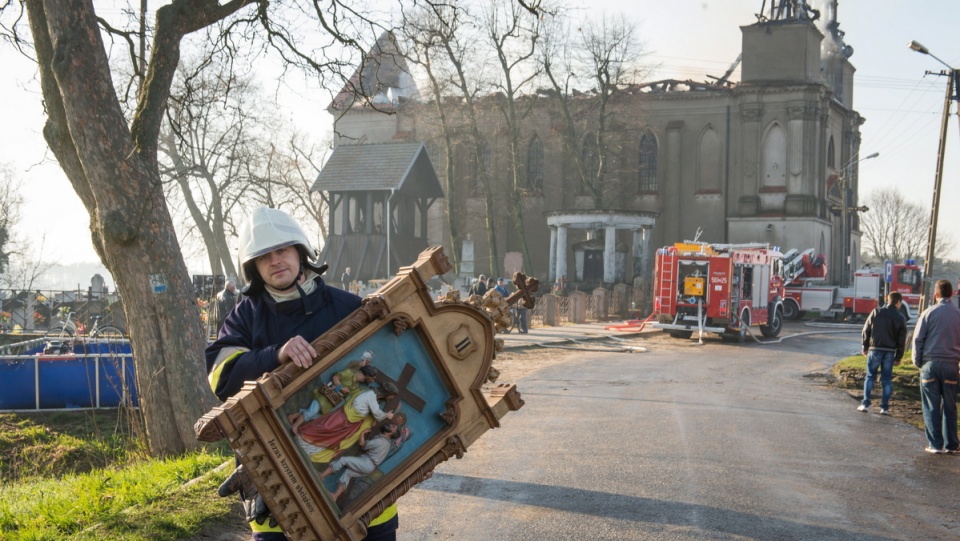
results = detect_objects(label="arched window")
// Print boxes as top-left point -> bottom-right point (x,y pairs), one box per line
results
698,127 -> 721,193
761,123 -> 787,189
526,134 -> 544,192
639,133 -> 658,193
469,137 -> 490,196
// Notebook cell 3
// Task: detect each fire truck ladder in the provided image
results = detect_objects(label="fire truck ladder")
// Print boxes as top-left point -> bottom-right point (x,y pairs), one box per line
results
657,252 -> 677,308
781,248 -> 814,283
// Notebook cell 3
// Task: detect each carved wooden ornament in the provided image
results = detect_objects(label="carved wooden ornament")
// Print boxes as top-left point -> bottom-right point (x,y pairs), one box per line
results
195,247 -> 525,541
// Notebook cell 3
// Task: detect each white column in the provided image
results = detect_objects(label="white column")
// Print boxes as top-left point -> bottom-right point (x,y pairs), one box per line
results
604,225 -> 616,284
632,229 -> 643,280
556,226 -> 568,282
548,227 -> 558,282
641,227 -> 652,277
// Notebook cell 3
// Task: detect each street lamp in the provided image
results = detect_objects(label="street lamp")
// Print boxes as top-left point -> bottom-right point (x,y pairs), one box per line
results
833,152 -> 879,287
908,40 -> 960,314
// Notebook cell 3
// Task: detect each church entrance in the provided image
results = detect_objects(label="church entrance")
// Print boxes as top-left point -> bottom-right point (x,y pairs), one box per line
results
583,250 -> 604,282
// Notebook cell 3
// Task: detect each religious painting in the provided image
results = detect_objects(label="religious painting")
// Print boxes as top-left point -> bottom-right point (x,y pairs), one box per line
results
279,324 -> 452,514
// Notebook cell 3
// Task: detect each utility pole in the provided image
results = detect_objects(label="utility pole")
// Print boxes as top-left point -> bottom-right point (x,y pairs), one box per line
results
909,41 -> 960,314
834,152 -> 878,287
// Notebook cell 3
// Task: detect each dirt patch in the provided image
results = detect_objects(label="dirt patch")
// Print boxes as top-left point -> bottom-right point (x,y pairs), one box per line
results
490,346 -> 581,381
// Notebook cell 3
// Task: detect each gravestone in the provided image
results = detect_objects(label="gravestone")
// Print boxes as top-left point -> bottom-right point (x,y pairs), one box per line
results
569,291 -> 587,323
503,252 -> 523,280
90,274 -> 106,299
460,234 -> 475,280
543,294 -> 557,326
612,283 -> 629,317
592,288 -> 609,321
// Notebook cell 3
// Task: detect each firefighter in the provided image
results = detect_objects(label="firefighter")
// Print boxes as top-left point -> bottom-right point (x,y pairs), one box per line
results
206,206 -> 399,540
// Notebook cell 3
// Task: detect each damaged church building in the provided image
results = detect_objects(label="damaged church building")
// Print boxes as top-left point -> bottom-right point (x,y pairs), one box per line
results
313,3 -> 865,294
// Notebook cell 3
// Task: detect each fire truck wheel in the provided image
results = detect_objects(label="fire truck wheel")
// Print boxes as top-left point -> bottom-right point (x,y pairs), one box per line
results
760,307 -> 783,338
783,300 -> 801,320
722,311 -> 749,343
667,330 -> 693,340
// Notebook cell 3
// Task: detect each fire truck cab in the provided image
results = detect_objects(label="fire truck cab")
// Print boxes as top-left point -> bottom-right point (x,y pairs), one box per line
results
653,242 -> 785,341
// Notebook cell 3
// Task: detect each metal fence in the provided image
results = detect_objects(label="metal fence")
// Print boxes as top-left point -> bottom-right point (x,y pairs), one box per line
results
529,285 -> 647,327
0,288 -> 125,334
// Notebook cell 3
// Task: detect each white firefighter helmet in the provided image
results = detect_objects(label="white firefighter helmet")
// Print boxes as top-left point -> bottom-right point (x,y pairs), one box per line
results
238,206 -> 316,264
238,207 -> 324,289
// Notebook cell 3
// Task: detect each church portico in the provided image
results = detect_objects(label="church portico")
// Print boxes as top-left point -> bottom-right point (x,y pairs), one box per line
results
546,210 -> 657,286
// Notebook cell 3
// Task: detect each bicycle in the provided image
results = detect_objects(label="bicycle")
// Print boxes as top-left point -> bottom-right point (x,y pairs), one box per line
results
43,310 -> 126,354
500,305 -> 522,334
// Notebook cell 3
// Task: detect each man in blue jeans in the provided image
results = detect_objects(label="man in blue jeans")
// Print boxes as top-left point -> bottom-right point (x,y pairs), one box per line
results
859,292 -> 907,415
912,279 -> 960,454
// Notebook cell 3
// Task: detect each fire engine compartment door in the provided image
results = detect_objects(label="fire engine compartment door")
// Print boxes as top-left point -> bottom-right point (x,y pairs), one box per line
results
753,264 -> 770,305
854,273 -> 880,298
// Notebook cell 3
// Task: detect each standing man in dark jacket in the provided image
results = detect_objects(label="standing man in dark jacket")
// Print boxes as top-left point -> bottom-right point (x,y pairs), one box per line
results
214,280 -> 238,335
912,279 -> 960,454
859,292 -> 907,415
206,206 -> 399,540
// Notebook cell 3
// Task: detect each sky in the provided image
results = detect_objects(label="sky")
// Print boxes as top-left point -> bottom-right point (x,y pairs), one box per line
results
1,0 -> 958,287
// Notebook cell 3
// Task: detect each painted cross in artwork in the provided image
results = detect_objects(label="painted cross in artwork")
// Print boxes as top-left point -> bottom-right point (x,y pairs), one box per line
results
280,325 -> 451,513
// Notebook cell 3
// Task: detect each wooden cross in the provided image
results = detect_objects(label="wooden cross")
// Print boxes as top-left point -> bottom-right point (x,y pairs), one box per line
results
504,272 -> 540,310
376,362 -> 427,413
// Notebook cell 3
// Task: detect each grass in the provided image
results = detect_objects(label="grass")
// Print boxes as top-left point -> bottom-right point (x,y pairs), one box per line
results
831,349 -> 960,433
0,411 -> 237,540
0,350 -> 953,540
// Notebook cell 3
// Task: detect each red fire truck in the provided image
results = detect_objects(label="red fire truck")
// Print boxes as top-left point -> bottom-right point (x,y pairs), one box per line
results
782,255 -> 922,321
652,242 -> 785,341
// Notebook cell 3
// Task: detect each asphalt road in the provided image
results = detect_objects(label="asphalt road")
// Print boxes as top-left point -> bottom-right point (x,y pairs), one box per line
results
395,323 -> 960,540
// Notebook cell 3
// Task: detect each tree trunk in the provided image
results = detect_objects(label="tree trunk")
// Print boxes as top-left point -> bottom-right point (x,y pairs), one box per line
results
27,0 -> 217,456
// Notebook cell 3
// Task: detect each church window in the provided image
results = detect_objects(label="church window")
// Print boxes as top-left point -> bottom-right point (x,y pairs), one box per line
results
639,133 -> 658,193
697,127 -> 722,193
468,136 -> 490,197
761,123 -> 787,190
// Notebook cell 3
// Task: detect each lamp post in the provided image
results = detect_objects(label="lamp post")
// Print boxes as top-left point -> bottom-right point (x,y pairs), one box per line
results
908,40 -> 960,315
834,152 -> 878,287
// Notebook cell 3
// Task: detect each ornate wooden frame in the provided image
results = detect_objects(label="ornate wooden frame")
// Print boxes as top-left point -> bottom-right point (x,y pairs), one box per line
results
195,247 -> 524,540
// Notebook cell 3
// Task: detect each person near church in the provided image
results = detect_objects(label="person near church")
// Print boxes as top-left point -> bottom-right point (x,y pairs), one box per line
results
494,277 -> 510,297
858,291 -> 907,415
341,266 -> 353,289
214,280 -> 238,334
206,206 -> 399,540
469,274 -> 487,297
912,279 -> 960,454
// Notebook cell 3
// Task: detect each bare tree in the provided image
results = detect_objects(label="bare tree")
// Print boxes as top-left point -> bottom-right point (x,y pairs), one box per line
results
860,187 -> 954,264
160,59 -> 267,281
3,0 -> 392,456
432,1 -> 502,278
0,234 -> 58,293
0,163 -> 24,275
539,12 -> 644,208
401,7 -> 465,272
483,0 -> 539,275
266,132 -> 332,252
